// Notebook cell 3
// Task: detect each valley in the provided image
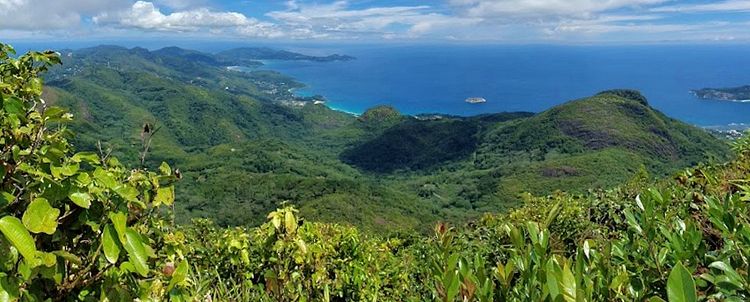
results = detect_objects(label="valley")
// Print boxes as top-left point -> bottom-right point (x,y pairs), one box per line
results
44,45 -> 731,232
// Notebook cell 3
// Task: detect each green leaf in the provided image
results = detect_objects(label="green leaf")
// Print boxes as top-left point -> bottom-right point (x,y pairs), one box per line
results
122,229 -> 149,277
71,152 -> 99,164
52,250 -> 82,266
38,252 -> 56,267
560,262 -> 577,302
284,210 -> 297,234
42,106 -> 66,119
709,261 -> 744,288
667,262 -> 697,302
3,97 -> 24,115
154,186 -> 174,206
0,216 -> 37,262
102,225 -> 120,264
93,168 -> 117,188
113,185 -> 139,202
21,198 -> 59,235
0,192 -> 13,209
167,260 -> 189,291
110,212 -> 128,242
68,192 -> 92,209
50,163 -> 79,179
159,162 -> 171,176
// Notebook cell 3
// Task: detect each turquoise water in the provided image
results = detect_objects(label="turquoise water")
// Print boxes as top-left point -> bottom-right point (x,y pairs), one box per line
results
261,44 -> 750,126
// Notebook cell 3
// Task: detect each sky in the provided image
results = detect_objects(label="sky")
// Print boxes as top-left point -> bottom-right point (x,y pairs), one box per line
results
1,0 -> 749,44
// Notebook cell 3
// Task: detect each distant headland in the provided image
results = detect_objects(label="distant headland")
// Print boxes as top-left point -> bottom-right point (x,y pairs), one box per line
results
691,85 -> 750,103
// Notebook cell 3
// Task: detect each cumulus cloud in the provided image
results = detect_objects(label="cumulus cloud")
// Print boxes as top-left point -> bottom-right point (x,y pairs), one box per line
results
93,1 -> 283,37
0,0 -> 130,30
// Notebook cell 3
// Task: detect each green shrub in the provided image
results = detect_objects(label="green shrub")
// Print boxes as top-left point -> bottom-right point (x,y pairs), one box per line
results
0,44 -> 186,300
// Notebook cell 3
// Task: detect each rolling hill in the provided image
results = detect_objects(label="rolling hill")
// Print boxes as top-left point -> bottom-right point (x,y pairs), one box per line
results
43,45 -> 731,231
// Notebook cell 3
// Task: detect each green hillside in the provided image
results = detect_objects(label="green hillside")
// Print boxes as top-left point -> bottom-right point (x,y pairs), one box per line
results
43,45 -> 731,231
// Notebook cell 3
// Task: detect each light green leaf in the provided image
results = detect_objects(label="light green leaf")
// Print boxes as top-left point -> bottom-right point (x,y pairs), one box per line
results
285,210 -> 297,234
37,251 -> 56,267
68,192 -> 92,209
102,225 -> 120,264
71,152 -> 99,164
50,163 -> 79,179
159,162 -> 171,176
42,106 -> 66,119
154,186 -> 174,206
52,250 -> 82,266
0,216 -> 37,262
560,262 -> 577,302
109,212 -> 128,242
93,168 -> 117,188
113,185 -> 138,202
167,260 -> 189,291
122,229 -> 149,277
22,198 -> 59,235
667,262 -> 697,302
546,259 -> 561,300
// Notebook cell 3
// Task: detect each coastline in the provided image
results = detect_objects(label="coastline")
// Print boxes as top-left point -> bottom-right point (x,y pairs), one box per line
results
325,104 -> 361,117
288,86 -> 362,117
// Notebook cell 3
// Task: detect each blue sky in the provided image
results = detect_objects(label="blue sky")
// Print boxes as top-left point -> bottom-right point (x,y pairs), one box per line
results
1,0 -> 749,44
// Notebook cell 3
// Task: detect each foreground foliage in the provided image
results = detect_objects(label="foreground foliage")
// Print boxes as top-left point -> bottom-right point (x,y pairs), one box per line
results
0,45 -> 186,300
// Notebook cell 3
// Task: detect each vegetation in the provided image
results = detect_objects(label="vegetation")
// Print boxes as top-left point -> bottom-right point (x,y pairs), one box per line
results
39,45 -> 732,230
692,85 -> 750,101
0,44 -> 187,300
3,43 -> 750,301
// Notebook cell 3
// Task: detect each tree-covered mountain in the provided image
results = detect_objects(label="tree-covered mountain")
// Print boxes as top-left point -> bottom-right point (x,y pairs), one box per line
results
43,45 -> 731,231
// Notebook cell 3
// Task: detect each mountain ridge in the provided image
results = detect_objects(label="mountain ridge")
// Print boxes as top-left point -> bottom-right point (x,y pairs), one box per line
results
43,45 -> 730,231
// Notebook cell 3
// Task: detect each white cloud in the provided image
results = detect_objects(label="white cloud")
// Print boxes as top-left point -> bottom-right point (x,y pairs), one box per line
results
651,0 -> 750,13
0,0 -> 747,43
93,1 -> 284,37
266,1 -> 480,39
451,0 -> 669,19
0,0 -> 130,30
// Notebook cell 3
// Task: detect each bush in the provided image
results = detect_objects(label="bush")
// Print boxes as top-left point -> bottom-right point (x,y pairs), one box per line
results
0,44 -> 186,300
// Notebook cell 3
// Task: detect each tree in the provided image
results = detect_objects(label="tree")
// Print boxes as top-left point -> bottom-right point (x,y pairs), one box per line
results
0,43 -> 185,300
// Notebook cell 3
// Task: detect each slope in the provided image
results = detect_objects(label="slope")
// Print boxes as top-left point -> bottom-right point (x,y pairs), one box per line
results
42,45 -> 731,232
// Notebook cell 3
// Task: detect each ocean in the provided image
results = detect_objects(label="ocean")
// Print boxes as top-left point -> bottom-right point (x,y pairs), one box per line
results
260,44 -> 750,127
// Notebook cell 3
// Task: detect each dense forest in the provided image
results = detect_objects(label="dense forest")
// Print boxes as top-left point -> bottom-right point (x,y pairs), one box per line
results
3,44 -> 750,301
40,45 -> 729,232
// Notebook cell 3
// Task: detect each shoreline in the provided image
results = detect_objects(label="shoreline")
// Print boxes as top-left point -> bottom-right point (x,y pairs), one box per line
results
325,104 -> 361,117
288,86 -> 362,117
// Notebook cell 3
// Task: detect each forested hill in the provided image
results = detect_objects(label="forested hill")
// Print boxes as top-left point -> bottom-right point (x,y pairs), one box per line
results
43,45 -> 730,231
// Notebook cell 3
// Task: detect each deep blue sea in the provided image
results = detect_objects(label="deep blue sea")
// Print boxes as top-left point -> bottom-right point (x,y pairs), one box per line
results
260,44 -> 750,127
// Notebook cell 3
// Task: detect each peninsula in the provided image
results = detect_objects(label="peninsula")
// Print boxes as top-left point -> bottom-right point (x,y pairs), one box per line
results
692,85 -> 750,102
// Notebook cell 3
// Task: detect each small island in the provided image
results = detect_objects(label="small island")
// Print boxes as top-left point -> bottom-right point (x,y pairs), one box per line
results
691,85 -> 750,102
465,97 -> 487,104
